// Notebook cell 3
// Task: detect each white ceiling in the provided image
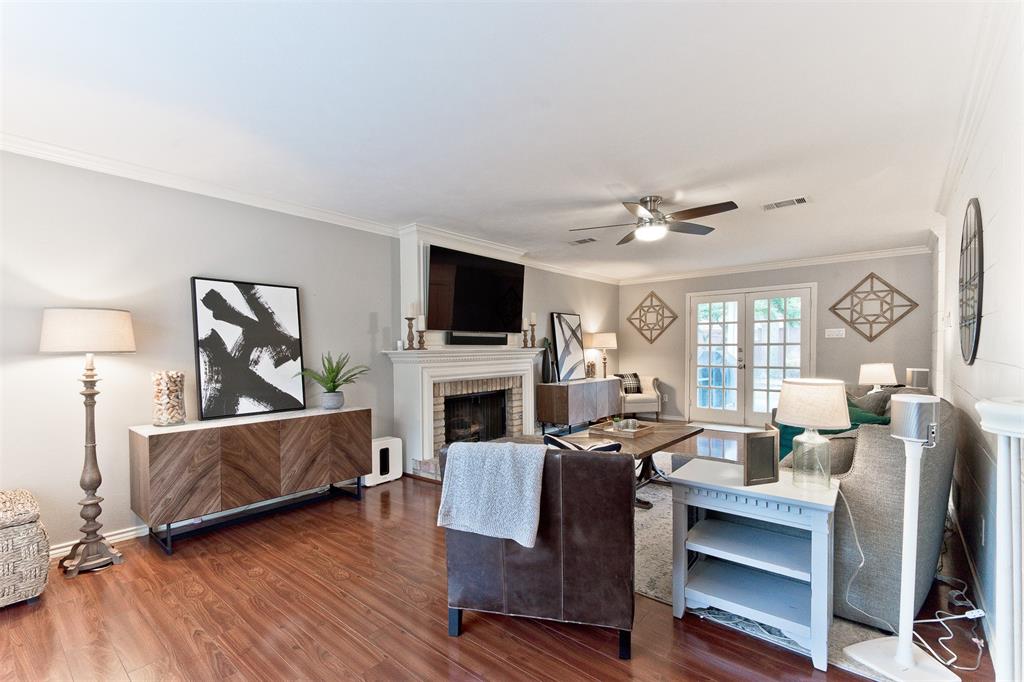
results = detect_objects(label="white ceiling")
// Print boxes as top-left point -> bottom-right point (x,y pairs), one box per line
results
1,2 -> 989,281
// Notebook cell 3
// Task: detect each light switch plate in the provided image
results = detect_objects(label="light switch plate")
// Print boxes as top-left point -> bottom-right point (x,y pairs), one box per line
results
825,328 -> 846,339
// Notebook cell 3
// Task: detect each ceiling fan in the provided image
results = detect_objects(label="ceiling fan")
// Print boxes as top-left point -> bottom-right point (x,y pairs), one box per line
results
570,195 -> 738,245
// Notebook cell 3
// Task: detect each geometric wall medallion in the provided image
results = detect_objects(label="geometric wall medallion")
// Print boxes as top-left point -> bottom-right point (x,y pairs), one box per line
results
627,290 -> 678,344
829,272 -> 918,342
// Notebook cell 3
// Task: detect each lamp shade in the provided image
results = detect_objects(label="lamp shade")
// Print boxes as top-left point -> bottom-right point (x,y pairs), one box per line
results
775,378 -> 851,430
39,308 -> 136,353
591,332 -> 617,350
859,362 -> 897,386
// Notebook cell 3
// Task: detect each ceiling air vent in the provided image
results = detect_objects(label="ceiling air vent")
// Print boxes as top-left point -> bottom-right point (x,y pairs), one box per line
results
762,196 -> 808,211
569,237 -> 597,245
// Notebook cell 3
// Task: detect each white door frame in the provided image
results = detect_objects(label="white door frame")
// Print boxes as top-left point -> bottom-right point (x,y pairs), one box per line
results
684,282 -> 818,423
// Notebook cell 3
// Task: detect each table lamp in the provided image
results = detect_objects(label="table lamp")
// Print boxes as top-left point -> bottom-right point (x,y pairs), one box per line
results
39,308 -> 136,576
859,362 -> 897,393
775,378 -> 850,489
905,368 -> 930,389
591,332 -> 617,378
845,394 -> 957,681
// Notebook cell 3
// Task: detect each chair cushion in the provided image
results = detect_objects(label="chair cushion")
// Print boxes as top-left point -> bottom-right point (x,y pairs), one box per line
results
544,434 -> 622,452
0,489 -> 41,529
623,393 -> 657,404
615,373 -> 642,394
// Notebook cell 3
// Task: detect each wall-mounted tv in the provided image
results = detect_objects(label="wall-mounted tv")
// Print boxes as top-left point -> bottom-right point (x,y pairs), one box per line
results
426,246 -> 525,333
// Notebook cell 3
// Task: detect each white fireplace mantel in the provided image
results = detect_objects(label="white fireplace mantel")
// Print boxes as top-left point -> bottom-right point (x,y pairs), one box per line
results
384,347 -> 543,470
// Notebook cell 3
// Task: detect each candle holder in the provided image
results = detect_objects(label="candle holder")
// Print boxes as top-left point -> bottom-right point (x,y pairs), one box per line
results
404,317 -> 416,350
416,330 -> 427,350
521,329 -> 529,348
529,323 -> 536,348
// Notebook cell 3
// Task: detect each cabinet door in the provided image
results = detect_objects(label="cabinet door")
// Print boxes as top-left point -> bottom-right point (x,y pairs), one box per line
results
330,409 -> 372,482
148,430 -> 221,526
279,415 -> 334,495
221,421 -> 281,508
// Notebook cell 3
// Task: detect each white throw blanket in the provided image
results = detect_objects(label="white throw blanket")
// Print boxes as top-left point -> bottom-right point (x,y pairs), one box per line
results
436,441 -> 547,548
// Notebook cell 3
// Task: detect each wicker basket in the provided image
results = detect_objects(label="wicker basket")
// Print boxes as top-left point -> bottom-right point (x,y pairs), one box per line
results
0,489 -> 49,607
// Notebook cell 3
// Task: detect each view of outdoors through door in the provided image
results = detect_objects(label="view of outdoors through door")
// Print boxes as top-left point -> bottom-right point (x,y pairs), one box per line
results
689,287 -> 812,426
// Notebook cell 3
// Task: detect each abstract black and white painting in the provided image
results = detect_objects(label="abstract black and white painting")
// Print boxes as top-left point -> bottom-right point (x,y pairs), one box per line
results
191,277 -> 305,420
551,312 -> 585,382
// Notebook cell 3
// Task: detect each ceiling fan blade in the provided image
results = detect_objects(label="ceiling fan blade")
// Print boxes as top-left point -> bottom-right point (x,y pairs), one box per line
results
568,222 -> 636,232
622,202 -> 653,220
617,230 -> 637,246
664,200 -> 738,222
668,222 -> 715,236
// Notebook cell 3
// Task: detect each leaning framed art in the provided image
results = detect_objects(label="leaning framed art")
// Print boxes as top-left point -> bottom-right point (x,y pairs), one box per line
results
191,276 -> 306,420
551,312 -> 585,382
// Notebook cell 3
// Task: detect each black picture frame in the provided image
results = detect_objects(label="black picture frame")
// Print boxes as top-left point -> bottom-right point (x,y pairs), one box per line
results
958,197 -> 983,366
551,312 -> 585,382
191,276 -> 306,420
743,425 -> 780,486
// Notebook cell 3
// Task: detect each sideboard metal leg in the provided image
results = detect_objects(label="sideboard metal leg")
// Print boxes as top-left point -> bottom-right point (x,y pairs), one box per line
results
149,524 -> 173,555
332,477 -> 363,501
618,630 -> 631,660
448,608 -> 463,636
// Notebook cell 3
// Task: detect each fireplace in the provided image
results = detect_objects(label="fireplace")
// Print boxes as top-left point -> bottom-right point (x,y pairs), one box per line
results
444,390 -> 507,445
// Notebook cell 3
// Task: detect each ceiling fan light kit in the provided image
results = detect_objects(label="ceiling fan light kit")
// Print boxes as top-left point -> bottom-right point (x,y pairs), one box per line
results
571,194 -> 737,245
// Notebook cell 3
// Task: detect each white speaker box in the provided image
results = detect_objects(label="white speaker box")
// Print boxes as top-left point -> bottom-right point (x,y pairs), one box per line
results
366,437 -> 403,487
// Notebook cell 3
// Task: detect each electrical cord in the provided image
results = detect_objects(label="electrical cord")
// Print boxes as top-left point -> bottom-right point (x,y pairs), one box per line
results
838,488 -> 985,672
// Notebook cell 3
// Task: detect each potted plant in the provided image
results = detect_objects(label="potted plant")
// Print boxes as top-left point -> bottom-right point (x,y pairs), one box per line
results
297,352 -> 369,409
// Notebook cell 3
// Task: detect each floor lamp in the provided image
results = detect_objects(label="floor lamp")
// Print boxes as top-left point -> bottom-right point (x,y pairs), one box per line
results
844,393 -> 958,681
39,308 -> 136,576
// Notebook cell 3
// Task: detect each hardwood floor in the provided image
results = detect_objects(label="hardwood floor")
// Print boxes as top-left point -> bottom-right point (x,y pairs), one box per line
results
2,477 -> 991,681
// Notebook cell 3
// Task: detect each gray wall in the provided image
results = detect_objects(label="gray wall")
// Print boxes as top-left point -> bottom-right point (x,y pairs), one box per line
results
618,253 -> 933,419
523,266 -> 620,376
940,12 -> 1022,650
0,152 -> 399,545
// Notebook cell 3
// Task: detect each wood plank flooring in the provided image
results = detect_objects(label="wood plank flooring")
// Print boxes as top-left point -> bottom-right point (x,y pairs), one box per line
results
2,476 -> 992,681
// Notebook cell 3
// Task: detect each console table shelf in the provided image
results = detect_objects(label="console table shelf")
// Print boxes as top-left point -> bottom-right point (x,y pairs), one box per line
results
686,519 -> 811,582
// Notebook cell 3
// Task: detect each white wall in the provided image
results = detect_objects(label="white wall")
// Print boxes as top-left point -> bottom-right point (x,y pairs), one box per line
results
939,7 -> 1023,655
617,253 -> 934,419
0,153 -> 400,545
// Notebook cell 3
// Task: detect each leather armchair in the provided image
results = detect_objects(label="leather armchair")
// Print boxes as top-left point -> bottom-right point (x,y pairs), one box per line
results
621,375 -> 662,420
440,447 -> 636,659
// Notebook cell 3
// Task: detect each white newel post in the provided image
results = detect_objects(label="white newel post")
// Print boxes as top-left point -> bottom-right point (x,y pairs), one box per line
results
977,397 -> 1024,682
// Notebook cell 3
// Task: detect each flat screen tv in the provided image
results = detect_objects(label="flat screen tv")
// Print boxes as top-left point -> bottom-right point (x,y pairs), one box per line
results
426,246 -> 525,333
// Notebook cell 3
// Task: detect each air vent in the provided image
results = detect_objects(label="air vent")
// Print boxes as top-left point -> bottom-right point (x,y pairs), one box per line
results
569,237 -> 597,245
762,196 -> 808,211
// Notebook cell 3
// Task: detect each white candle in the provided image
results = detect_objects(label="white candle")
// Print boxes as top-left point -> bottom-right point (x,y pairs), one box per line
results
530,312 -> 537,324
406,303 -> 417,317
417,315 -> 425,330
522,317 -> 529,330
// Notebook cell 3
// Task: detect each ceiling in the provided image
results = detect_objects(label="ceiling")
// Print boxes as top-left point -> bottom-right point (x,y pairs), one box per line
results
1,3 -> 989,282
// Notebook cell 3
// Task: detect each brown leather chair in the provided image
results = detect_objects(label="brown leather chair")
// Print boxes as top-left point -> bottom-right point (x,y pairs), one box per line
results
440,447 -> 636,659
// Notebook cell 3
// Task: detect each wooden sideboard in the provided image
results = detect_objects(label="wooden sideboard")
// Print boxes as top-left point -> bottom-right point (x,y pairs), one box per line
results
129,407 -> 371,532
536,377 -> 621,428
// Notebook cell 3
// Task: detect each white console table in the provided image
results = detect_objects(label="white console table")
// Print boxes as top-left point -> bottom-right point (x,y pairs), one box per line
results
668,458 -> 838,671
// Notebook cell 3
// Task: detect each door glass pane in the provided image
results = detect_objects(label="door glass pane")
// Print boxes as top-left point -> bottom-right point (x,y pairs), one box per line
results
753,322 -> 768,343
698,387 -> 709,407
770,297 -> 785,320
698,367 -> 710,385
769,345 -> 783,367
711,367 -> 723,387
724,390 -> 737,410
753,345 -> 767,366
786,296 -> 801,319
786,320 -> 800,343
710,302 -> 724,322
768,391 -> 780,410
724,367 -> 737,388
724,346 -> 737,366
698,324 -> 710,343
770,322 -> 784,343
754,299 -> 768,320
725,323 -> 738,344
697,347 -> 709,364
698,303 -> 710,322
710,324 -> 724,343
753,368 -> 767,389
785,368 -> 801,379
725,301 -> 738,322
785,345 -> 801,367
753,391 -> 767,413
769,368 -> 783,390
711,346 -> 723,365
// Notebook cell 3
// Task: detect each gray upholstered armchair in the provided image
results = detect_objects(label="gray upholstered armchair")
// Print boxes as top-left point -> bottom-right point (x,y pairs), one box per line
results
782,396 -> 956,631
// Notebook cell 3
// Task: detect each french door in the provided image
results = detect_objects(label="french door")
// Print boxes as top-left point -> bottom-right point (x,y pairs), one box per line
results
688,287 -> 813,426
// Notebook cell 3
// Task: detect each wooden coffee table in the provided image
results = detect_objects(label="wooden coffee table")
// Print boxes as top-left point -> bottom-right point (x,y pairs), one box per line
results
560,422 -> 704,508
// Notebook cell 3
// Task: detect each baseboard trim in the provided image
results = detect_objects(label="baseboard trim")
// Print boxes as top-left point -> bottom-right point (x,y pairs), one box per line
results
48,524 -> 149,560
947,502 -> 994,650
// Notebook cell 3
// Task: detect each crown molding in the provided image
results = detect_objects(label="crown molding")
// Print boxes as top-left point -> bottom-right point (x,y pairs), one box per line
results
617,245 -> 933,286
401,222 -> 621,286
0,133 -> 399,238
934,4 -> 1017,216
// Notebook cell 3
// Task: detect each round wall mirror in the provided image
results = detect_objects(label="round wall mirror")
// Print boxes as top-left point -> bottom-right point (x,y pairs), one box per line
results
958,197 -> 983,365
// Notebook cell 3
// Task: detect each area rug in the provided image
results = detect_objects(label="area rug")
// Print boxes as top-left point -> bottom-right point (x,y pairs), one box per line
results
634,473 -> 889,681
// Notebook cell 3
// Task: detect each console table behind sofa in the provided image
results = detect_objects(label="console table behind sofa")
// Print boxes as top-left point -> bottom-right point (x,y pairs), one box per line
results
129,407 -> 371,552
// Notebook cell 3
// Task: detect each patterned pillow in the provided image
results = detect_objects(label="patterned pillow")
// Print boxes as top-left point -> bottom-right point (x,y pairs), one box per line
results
543,434 -> 622,452
615,373 -> 642,394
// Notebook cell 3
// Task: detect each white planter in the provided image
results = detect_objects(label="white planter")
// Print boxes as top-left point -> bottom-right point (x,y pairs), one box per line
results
322,391 -> 345,409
